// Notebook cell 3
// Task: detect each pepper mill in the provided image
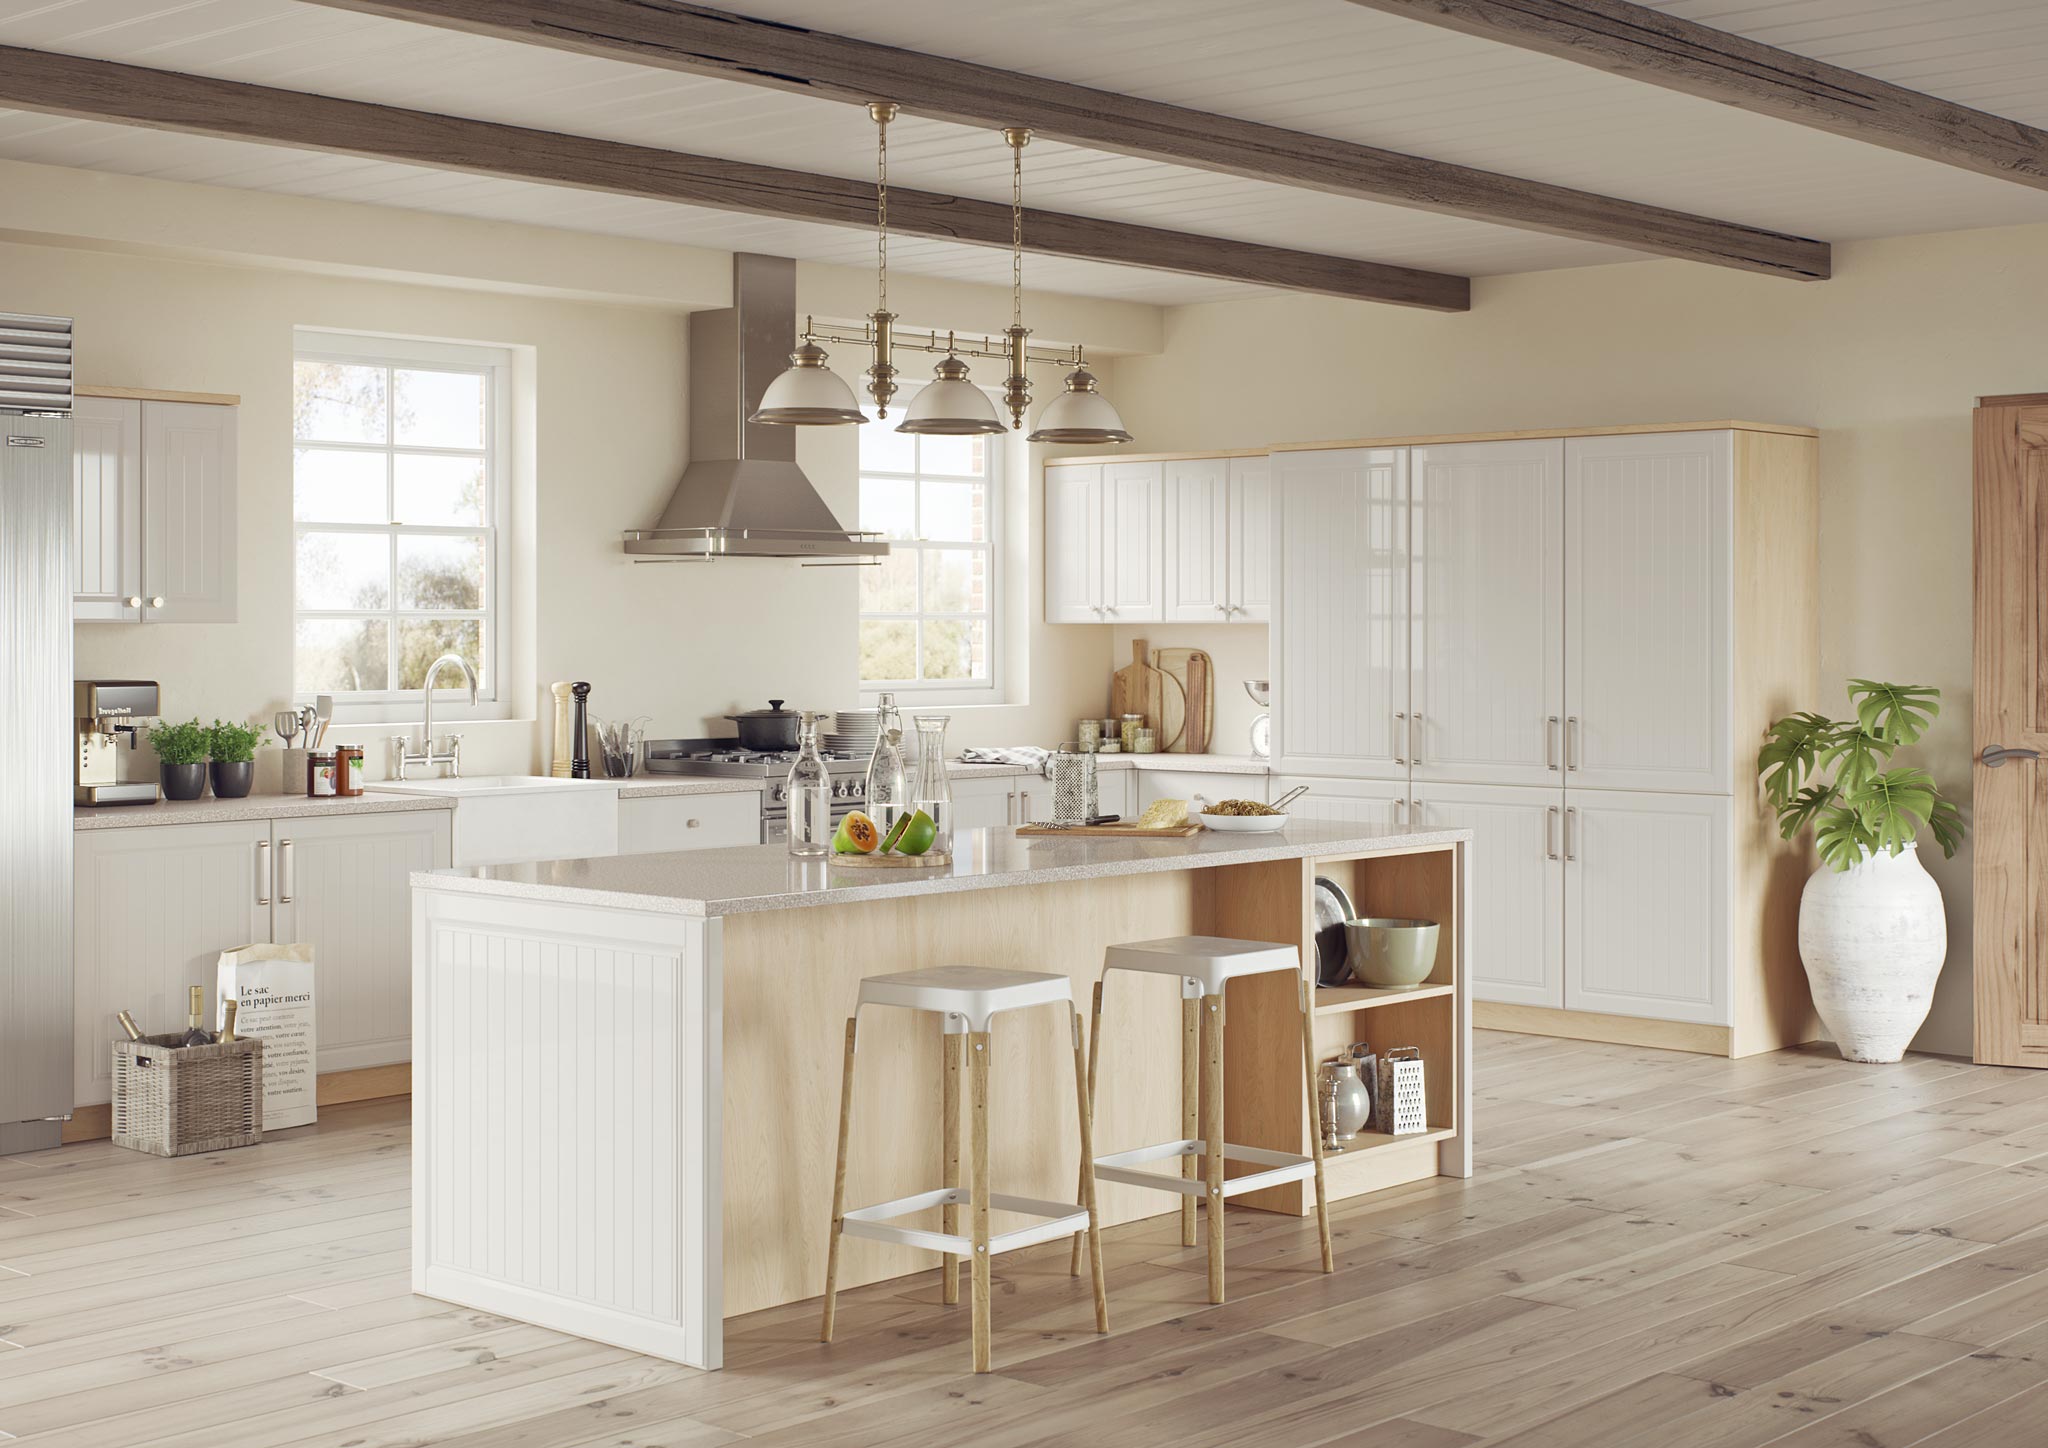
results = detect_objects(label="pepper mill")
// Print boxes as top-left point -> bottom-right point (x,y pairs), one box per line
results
569,682 -> 591,779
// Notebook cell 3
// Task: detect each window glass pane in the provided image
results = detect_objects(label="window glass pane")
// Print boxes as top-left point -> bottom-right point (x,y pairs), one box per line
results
393,369 -> 486,449
293,447 -> 386,523
923,618 -> 987,681
398,618 -> 484,690
859,619 -> 917,684
858,548 -> 917,614
858,413 -> 915,473
294,361 -> 387,443
394,453 -> 485,526
859,477 -> 915,540
921,548 -> 985,614
918,433 -> 985,478
297,531 -> 391,610
918,480 -> 985,543
296,617 -> 390,694
398,533 -> 485,610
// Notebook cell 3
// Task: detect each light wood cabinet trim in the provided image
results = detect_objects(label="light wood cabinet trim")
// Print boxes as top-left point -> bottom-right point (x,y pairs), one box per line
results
1475,1000 -> 1732,1055
77,384 -> 241,406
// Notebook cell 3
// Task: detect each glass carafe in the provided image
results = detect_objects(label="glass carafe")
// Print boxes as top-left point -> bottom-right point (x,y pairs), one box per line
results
911,714 -> 953,857
864,692 -> 908,837
785,713 -> 833,858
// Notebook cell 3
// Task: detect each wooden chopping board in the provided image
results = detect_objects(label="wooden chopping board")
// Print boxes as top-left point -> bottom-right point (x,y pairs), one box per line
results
1154,648 -> 1215,754
1015,822 -> 1204,838
1109,638 -> 1164,734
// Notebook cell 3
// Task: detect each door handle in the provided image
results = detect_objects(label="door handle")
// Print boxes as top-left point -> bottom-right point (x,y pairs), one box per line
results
279,839 -> 295,904
1566,716 -> 1581,772
1393,711 -> 1407,766
1547,716 -> 1561,771
256,839 -> 270,905
1545,805 -> 1560,861
1983,746 -> 2042,768
1564,806 -> 1579,861
1410,711 -> 1422,766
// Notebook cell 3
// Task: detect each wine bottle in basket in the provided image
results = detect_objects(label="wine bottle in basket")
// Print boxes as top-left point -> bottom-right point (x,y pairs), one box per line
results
178,986 -> 215,1048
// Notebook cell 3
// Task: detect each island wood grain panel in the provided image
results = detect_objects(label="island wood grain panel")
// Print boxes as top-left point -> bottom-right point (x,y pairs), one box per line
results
308,0 -> 1831,280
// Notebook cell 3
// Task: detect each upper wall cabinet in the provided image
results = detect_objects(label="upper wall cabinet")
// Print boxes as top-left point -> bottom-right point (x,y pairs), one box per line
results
72,392 -> 238,624
1046,453 -> 1265,625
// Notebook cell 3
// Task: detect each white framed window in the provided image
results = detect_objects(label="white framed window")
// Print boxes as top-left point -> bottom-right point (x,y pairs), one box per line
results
290,330 -> 511,719
857,385 -> 1003,701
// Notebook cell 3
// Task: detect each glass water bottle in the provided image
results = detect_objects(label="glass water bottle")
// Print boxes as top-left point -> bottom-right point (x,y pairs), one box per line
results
786,713 -> 833,858
864,692 -> 908,837
911,713 -> 953,857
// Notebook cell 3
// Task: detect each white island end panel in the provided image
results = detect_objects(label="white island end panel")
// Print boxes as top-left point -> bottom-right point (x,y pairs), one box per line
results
412,891 -> 722,1369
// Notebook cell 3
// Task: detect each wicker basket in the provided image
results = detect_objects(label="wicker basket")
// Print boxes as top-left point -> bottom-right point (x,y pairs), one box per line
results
111,1034 -> 264,1156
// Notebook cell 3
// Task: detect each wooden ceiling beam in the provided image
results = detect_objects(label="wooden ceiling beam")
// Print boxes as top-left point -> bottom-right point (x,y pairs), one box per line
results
305,0 -> 1831,280
1344,0 -> 2048,189
0,44 -> 1468,310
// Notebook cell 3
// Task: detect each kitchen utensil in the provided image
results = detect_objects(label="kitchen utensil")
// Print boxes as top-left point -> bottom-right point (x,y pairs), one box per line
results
550,683 -> 575,778
570,683 -> 592,778
726,699 -> 805,752
1271,783 -> 1311,812
1015,820 -> 1203,838
1109,640 -> 1163,738
594,715 -> 651,778
312,693 -> 334,749
1153,647 -> 1215,753
1312,875 -> 1355,987
1375,1047 -> 1428,1136
273,710 -> 300,748
1343,918 -> 1440,990
1198,809 -> 1289,833
1042,743 -> 1098,822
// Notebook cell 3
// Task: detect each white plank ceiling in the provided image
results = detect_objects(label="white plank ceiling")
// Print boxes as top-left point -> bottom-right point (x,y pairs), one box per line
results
2,0 -> 2046,305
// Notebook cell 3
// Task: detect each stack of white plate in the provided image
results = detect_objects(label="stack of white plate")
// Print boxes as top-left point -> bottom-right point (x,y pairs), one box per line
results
824,709 -> 882,757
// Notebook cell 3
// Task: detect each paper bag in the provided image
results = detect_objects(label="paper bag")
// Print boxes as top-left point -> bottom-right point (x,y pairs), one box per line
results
217,942 -> 318,1129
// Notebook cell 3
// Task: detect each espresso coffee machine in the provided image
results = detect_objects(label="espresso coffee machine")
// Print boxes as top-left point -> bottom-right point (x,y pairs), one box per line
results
75,679 -> 161,804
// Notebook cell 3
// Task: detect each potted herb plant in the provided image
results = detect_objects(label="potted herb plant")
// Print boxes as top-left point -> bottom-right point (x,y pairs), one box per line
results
148,718 -> 211,801
208,718 -> 268,799
1758,681 -> 1966,1063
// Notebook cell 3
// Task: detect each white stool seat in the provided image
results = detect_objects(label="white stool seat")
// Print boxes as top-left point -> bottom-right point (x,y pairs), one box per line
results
859,965 -> 1072,1033
1102,935 -> 1300,997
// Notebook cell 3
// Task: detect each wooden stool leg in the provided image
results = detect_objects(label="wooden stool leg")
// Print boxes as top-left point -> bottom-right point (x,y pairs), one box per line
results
943,1029 -> 962,1306
1070,980 -> 1104,1277
1181,991 -> 1199,1248
1070,1005 -> 1110,1333
969,1028 -> 993,1373
1299,977 -> 1334,1273
1201,991 -> 1226,1304
820,1016 -> 858,1343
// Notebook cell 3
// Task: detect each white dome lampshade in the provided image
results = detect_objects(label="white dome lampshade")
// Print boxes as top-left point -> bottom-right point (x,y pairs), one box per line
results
749,341 -> 868,425
896,354 -> 1007,436
1026,365 -> 1132,444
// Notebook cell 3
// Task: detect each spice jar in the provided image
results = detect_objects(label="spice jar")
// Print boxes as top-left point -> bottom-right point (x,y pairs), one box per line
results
336,744 -> 365,796
1132,726 -> 1158,754
1120,713 -> 1144,752
307,750 -> 338,798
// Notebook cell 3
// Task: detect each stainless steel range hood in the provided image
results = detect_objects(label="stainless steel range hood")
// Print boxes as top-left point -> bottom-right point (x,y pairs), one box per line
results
624,254 -> 885,561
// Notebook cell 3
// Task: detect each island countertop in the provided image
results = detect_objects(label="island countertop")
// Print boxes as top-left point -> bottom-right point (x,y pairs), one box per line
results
412,818 -> 1470,917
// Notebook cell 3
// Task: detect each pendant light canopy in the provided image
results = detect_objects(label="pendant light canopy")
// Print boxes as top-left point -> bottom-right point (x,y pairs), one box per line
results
750,338 -> 866,426
898,352 -> 1006,436
1027,357 -> 1132,445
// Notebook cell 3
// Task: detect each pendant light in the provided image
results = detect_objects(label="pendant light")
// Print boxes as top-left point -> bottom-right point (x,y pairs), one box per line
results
1028,351 -> 1133,445
750,329 -> 866,425
898,341 -> 1007,435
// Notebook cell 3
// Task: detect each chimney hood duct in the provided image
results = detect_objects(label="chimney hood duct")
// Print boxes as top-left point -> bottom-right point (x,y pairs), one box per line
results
625,254 -> 886,561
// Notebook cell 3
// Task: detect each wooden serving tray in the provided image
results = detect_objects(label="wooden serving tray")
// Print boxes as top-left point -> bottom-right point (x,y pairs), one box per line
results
1015,822 -> 1204,838
831,850 -> 953,869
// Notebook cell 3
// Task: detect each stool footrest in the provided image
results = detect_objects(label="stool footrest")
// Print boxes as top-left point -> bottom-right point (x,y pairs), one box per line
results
1094,1139 -> 1315,1199
841,1188 -> 1088,1258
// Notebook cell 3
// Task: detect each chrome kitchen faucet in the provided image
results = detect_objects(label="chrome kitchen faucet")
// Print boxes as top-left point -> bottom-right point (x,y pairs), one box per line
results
392,652 -> 477,780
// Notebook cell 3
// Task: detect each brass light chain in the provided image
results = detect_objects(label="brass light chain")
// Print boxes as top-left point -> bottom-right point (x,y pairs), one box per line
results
1011,131 -> 1023,328
865,102 -> 901,417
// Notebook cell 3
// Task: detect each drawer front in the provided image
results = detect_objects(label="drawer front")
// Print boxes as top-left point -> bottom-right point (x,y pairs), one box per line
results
618,791 -> 762,853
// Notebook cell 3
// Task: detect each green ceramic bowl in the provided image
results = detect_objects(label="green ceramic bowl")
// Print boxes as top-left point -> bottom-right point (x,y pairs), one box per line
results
1342,918 -> 1440,989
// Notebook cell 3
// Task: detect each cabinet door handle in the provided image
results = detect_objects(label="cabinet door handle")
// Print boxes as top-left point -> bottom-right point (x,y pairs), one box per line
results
1547,716 -> 1561,771
256,840 -> 270,905
279,839 -> 294,904
124,595 -> 142,609
1545,806 -> 1560,861
149,596 -> 165,610
1564,806 -> 1578,861
1566,716 -> 1581,772
1214,603 -> 1229,614
1409,711 -> 1422,765
686,817 -> 701,829
1394,797 -> 1405,825
1018,789 -> 1033,822
1393,711 -> 1407,766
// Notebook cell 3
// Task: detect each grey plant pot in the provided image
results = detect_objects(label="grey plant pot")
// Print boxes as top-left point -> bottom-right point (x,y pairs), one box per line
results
162,762 -> 209,801
209,760 -> 254,799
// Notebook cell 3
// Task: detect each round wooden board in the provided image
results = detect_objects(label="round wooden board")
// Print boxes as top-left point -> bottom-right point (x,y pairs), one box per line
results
830,851 -> 954,869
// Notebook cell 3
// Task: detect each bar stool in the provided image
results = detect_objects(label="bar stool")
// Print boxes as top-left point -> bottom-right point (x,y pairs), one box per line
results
821,965 -> 1109,1373
1076,936 -> 1332,1304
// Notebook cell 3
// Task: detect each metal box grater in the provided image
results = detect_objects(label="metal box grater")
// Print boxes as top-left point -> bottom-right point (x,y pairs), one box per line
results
1374,1046 -> 1428,1136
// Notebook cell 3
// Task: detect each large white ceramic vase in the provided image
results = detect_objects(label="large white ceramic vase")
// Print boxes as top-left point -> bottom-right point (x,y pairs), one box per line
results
1798,843 -> 1947,1064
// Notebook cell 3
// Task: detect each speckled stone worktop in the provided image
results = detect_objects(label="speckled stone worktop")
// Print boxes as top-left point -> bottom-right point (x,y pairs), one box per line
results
414,819 -> 1469,918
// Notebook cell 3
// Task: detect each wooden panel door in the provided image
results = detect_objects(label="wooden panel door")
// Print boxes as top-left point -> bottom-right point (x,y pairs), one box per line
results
1564,432 -> 1731,794
71,396 -> 143,622
1411,439 -> 1565,787
1273,447 -> 1410,782
1413,783 -> 1565,1009
1565,790 -> 1729,1025
1102,461 -> 1164,623
72,821 -> 272,1106
141,401 -> 237,624
271,810 -> 451,1073
1974,395 -> 2048,1066
1163,456 -> 1230,622
1228,455 -> 1273,622
1043,463 -> 1102,623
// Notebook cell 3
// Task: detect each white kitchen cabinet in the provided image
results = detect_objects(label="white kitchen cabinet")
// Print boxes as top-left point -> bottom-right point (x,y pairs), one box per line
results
1272,446 -> 1410,782
1410,440 -> 1564,788
1564,791 -> 1728,1026
1135,768 -> 1269,812
1044,463 -> 1104,624
1102,461 -> 1165,623
619,792 -> 762,852
71,392 -> 237,624
1411,783 -> 1565,1010
1564,431 -> 1731,794
949,774 -> 1021,829
1164,456 -> 1229,622
1095,769 -> 1132,820
1227,455 -> 1273,622
1269,774 -> 1406,831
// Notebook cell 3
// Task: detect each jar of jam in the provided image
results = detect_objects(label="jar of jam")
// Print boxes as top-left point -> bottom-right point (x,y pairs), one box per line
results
336,744 -> 365,796
307,750 -> 338,798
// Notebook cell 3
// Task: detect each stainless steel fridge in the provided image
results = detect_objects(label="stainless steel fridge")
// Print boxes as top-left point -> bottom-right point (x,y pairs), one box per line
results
1,312 -> 74,1154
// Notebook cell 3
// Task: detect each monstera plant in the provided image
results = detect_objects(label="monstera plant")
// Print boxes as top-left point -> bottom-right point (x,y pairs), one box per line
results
1757,680 -> 1964,1064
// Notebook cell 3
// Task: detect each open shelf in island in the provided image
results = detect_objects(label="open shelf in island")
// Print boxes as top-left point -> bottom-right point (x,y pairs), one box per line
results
1315,981 -> 1456,1014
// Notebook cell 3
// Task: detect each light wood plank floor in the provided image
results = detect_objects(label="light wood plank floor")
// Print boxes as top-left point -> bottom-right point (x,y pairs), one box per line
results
9,1031 -> 2048,1447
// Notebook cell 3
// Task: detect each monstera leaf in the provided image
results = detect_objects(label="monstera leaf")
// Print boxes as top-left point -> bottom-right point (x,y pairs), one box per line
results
1813,805 -> 1878,872
1848,680 -> 1940,746
1757,711 -> 1835,807
1776,783 -> 1837,842
1818,728 -> 1886,795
